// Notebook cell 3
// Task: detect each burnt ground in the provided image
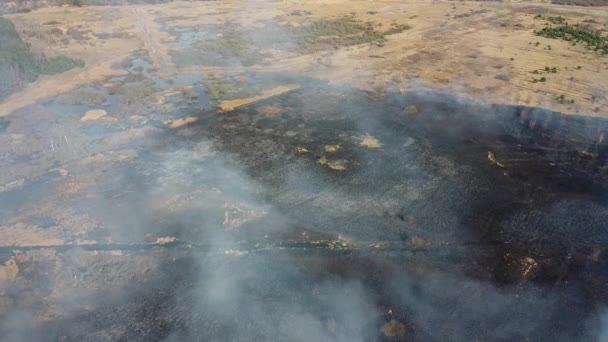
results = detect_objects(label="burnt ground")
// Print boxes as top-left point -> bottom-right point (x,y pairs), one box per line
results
2,76 -> 608,341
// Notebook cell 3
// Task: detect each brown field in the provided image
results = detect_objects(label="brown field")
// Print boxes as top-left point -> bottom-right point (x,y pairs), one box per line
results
1,0 -> 607,117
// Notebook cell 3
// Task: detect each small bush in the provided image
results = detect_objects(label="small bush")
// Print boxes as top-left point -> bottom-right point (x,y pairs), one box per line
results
38,56 -> 85,75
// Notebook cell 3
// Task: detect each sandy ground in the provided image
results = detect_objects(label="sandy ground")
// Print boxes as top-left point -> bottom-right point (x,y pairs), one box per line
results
1,0 -> 607,117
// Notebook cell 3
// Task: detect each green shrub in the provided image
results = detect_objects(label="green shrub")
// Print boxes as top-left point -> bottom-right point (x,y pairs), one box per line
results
0,17 -> 85,99
38,56 -> 85,75
383,24 -> 411,35
536,23 -> 608,54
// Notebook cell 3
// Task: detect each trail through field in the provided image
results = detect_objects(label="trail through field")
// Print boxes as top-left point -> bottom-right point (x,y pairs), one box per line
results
132,8 -> 173,74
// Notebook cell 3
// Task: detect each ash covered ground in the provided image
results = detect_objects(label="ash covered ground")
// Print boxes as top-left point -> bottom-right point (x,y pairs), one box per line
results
2,59 -> 608,341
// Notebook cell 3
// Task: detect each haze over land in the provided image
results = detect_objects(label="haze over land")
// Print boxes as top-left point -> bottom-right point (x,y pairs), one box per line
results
2,1 -> 608,341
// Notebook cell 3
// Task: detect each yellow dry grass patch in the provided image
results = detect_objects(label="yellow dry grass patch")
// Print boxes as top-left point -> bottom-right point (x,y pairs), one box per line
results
295,146 -> 310,153
0,257 -> 19,283
354,134 -> 383,149
169,116 -> 198,129
2,0 -> 608,119
217,84 -> 299,112
318,156 -> 348,171
324,144 -> 342,152
80,109 -> 108,122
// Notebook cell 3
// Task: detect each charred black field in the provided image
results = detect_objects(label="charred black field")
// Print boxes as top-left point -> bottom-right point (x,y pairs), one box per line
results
2,73 -> 608,341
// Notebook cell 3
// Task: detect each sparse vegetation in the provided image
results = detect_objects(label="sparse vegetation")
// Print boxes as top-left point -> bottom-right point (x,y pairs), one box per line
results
546,16 -> 567,25
171,22 -> 271,67
112,80 -> 156,104
454,9 -> 489,19
531,76 -> 547,83
535,18 -> 608,54
204,82 -> 236,99
556,94 -> 576,104
533,66 -> 559,74
288,17 -> 393,52
365,87 -> 385,100
383,24 -> 412,35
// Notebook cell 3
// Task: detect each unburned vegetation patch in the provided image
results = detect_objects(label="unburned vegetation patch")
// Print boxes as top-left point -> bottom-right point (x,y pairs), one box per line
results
0,18 -> 84,100
170,17 -> 411,67
534,16 -> 608,54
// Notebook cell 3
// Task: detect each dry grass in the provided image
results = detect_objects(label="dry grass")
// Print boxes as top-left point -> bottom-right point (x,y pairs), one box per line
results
217,84 -> 299,112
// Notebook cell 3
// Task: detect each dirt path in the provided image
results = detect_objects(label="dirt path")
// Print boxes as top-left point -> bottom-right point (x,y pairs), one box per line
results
132,7 -> 173,75
0,58 -> 128,117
